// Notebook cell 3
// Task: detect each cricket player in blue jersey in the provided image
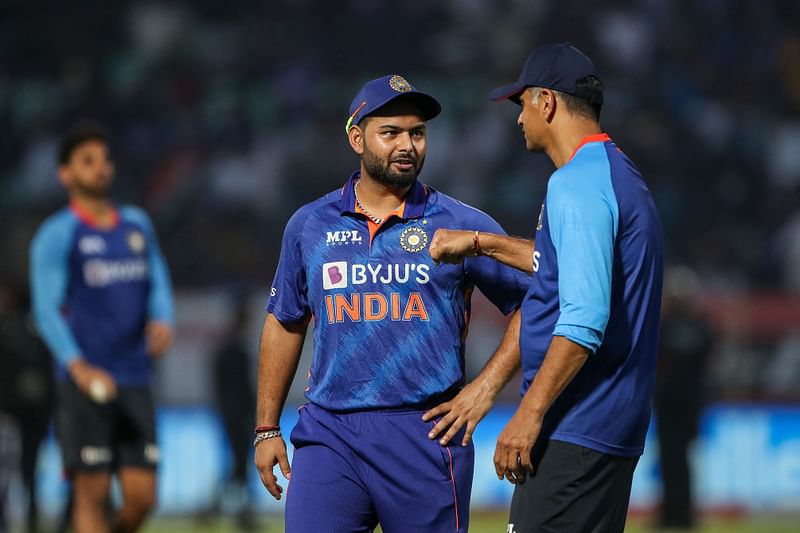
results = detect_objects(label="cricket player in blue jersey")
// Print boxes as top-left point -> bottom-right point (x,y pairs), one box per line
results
29,124 -> 174,533
253,75 -> 531,532
430,43 -> 664,532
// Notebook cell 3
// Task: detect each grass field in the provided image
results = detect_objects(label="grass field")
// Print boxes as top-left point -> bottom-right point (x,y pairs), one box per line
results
140,512 -> 800,532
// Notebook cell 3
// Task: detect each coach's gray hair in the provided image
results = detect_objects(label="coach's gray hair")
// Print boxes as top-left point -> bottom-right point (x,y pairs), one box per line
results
529,87 -> 543,105
529,78 -> 602,121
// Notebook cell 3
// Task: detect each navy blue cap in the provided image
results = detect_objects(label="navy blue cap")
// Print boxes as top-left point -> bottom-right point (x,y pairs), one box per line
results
345,75 -> 441,133
489,42 -> 602,105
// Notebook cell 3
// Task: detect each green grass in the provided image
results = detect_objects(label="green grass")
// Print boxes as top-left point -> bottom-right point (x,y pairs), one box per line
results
141,512 -> 800,532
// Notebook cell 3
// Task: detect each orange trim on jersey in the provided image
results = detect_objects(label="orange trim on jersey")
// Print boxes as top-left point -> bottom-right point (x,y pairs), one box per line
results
427,420 -> 461,531
447,446 -> 460,531
356,201 -> 406,242
568,133 -> 611,162
69,200 -> 120,229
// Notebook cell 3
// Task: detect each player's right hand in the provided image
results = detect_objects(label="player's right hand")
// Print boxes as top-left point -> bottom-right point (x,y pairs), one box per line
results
255,437 -> 291,500
68,359 -> 117,402
423,379 -> 495,446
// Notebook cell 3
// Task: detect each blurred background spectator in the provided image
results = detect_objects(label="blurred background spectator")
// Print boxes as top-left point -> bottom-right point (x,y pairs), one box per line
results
656,266 -> 716,530
1,0 -> 800,529
0,412 -> 21,533
209,293 -> 257,531
0,283 -> 53,533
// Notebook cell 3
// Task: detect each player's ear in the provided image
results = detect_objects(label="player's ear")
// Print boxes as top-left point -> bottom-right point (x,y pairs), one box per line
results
348,124 -> 365,155
541,89 -> 556,123
57,164 -> 71,188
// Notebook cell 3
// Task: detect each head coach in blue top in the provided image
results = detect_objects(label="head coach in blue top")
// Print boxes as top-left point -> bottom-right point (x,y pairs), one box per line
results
254,75 -> 530,532
429,42 -> 664,532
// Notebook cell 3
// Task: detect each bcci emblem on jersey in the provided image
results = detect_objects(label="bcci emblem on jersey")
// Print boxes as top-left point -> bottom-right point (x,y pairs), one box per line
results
399,227 -> 428,253
128,231 -> 146,253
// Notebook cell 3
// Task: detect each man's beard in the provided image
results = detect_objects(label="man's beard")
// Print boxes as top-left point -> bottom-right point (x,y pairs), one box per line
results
362,142 -> 424,190
72,175 -> 112,199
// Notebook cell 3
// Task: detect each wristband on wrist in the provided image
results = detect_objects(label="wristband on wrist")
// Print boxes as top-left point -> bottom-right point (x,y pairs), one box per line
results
254,429 -> 282,447
255,425 -> 280,434
473,230 -> 482,256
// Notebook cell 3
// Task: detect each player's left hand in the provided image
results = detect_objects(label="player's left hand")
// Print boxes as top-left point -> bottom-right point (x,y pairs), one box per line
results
422,379 -> 495,446
429,229 -> 477,264
494,409 -> 542,485
146,320 -> 173,358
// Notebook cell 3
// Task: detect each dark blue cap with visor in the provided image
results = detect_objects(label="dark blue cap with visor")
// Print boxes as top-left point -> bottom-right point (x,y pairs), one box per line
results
345,75 -> 441,133
489,42 -> 603,106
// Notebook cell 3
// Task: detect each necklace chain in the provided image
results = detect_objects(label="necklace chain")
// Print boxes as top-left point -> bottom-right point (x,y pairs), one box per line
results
354,179 -> 385,225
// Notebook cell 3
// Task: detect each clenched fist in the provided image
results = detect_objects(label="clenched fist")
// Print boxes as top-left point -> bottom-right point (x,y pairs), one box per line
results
429,229 -> 478,264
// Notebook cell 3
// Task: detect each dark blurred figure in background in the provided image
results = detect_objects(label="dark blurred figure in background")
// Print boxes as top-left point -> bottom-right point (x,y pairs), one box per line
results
212,298 -> 256,531
655,266 -> 715,530
0,410 -> 20,533
0,282 -> 54,533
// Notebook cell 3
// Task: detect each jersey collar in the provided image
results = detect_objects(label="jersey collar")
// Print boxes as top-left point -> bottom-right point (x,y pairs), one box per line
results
69,200 -> 120,229
339,170 -> 428,220
568,133 -> 611,162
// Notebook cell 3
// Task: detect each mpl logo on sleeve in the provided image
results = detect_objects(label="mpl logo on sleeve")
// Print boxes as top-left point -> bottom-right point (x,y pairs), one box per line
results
326,230 -> 363,246
322,261 -> 348,290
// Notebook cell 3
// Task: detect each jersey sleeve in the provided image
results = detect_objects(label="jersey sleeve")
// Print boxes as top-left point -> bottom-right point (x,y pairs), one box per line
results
29,216 -> 82,367
546,171 -> 619,353
123,207 -> 175,326
462,208 -> 531,315
266,209 -> 309,322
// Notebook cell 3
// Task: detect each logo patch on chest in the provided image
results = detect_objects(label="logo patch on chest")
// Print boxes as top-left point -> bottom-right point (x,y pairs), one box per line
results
322,261 -> 348,290
128,231 -> 146,253
78,235 -> 106,254
326,230 -> 363,246
399,227 -> 428,253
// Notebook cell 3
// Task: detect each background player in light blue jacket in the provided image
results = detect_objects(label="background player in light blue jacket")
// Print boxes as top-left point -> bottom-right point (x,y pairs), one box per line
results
30,123 -> 174,533
430,43 -> 664,533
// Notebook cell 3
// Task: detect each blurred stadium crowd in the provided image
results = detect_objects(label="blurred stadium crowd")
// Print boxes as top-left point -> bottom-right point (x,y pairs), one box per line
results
2,0 -> 800,403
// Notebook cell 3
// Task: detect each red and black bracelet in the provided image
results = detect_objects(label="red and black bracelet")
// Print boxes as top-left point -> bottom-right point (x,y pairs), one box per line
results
254,425 -> 280,434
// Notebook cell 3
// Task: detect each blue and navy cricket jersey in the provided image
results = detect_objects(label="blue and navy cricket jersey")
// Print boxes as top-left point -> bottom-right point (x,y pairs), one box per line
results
267,172 -> 531,411
30,203 -> 175,386
520,134 -> 663,457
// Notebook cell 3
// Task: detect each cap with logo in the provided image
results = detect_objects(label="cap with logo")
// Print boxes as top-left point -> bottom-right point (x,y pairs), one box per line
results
345,75 -> 442,133
488,42 -> 603,106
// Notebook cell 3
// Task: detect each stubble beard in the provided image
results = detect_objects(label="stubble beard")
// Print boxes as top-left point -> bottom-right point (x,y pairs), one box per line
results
72,174 -> 112,199
361,141 -> 424,190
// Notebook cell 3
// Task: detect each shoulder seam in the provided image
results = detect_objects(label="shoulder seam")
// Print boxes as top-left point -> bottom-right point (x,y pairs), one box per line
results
292,191 -> 340,258
34,209 -> 79,259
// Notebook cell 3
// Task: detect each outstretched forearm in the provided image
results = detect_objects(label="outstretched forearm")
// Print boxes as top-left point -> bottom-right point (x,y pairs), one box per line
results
429,229 -> 535,273
423,309 -> 522,445
478,233 -> 536,274
472,309 -> 522,396
256,313 -> 309,426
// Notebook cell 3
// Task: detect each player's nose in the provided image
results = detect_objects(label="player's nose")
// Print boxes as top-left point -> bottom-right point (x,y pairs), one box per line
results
397,131 -> 414,151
